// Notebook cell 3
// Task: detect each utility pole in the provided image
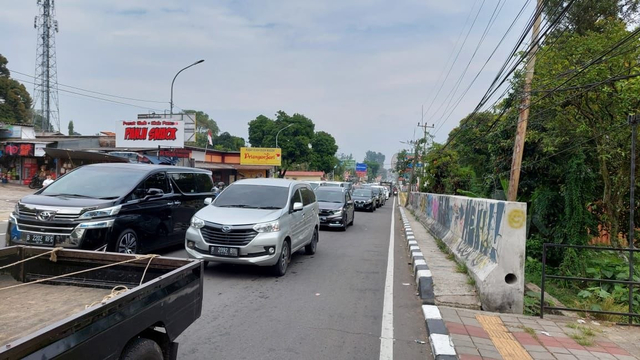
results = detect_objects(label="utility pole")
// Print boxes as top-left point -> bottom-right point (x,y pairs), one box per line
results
405,112 -> 434,206
33,0 -> 60,132
507,0 -> 543,201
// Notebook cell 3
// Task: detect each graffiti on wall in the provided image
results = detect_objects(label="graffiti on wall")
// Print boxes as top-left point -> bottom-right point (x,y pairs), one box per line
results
412,193 -> 509,269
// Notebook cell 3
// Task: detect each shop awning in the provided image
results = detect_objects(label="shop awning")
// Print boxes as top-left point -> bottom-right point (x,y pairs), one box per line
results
233,164 -> 273,170
194,161 -> 235,170
43,148 -> 128,163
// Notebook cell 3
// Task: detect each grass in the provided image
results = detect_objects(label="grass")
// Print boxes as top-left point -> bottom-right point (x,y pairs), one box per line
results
566,324 -> 599,346
467,277 -> 476,286
456,262 -> 468,274
522,326 -> 538,339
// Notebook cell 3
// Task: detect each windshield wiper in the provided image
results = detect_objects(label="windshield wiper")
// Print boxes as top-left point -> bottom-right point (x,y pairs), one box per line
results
50,193 -> 93,198
255,206 -> 281,209
217,204 -> 253,208
98,196 -> 120,200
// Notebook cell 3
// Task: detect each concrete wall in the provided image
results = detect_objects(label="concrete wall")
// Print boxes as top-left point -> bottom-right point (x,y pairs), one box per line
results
407,192 -> 527,314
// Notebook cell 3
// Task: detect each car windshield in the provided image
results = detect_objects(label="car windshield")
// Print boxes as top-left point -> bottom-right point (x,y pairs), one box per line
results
308,183 -> 320,190
315,190 -> 344,203
353,189 -> 372,197
39,166 -> 147,199
213,184 -> 289,209
322,183 -> 340,187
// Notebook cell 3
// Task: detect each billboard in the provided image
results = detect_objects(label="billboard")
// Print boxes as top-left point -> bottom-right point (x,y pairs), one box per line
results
355,162 -> 367,172
240,147 -> 282,166
138,113 -> 195,142
115,119 -> 184,148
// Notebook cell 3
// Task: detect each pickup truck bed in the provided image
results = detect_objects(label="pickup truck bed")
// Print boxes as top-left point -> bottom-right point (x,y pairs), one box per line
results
0,275 -> 112,345
0,246 -> 203,360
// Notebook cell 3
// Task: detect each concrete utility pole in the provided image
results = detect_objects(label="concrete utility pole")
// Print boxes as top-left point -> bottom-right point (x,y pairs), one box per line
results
507,0 -> 543,202
405,111 -> 434,206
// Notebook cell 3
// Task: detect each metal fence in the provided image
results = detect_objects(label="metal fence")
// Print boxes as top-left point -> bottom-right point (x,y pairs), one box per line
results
541,243 -> 640,325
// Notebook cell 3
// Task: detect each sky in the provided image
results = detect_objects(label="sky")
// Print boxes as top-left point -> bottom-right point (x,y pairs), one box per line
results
1,0 -> 536,168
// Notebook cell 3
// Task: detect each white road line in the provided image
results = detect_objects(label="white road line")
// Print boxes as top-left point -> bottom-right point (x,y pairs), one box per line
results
379,197 -> 395,360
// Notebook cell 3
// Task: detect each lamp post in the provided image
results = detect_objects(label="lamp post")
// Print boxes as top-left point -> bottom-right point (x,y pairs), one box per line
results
170,59 -> 204,116
275,123 -> 294,148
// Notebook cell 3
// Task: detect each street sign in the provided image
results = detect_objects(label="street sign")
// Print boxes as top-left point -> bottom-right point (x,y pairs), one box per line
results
356,162 -> 367,172
342,159 -> 356,169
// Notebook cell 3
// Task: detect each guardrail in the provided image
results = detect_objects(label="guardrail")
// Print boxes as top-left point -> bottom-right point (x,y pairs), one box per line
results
541,243 -> 640,325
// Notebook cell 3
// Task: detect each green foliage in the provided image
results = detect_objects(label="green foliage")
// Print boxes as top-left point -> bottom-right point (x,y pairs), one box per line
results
0,54 -> 33,124
364,160 -> 380,181
364,151 -> 385,167
247,111 -> 337,177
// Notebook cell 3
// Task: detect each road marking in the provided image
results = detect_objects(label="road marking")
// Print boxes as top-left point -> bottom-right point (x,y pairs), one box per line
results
476,314 -> 532,360
379,196 -> 395,360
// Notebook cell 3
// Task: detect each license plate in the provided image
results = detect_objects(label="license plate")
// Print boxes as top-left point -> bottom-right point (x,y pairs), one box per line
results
23,233 -> 55,245
210,246 -> 239,257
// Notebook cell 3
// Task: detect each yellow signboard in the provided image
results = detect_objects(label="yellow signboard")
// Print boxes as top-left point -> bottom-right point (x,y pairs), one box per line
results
240,147 -> 282,166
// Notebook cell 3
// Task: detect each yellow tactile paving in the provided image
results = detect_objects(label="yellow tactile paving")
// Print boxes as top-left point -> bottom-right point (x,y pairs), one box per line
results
476,314 -> 533,360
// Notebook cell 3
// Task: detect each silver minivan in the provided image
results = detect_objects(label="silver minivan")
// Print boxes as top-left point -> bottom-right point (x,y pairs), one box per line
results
185,178 -> 319,276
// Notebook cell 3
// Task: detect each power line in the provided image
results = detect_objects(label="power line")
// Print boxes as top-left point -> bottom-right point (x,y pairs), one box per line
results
14,76 -> 165,112
9,68 -> 167,104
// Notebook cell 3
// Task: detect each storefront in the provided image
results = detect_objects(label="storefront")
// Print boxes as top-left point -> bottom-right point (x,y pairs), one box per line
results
42,148 -> 127,178
0,141 -> 54,185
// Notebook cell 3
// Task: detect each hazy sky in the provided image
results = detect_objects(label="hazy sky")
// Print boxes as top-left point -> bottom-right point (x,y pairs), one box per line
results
1,0 -> 535,166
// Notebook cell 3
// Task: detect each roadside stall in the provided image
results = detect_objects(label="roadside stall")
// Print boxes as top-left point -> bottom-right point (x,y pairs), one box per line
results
43,148 -> 128,178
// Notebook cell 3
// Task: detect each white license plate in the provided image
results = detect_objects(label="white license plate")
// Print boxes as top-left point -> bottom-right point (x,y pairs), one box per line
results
210,246 -> 239,257
23,233 -> 55,245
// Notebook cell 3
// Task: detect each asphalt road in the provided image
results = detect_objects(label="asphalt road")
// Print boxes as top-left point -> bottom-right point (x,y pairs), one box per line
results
161,198 -> 432,360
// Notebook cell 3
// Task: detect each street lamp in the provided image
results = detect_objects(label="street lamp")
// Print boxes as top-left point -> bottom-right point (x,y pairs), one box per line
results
170,59 -> 205,116
275,123 -> 294,148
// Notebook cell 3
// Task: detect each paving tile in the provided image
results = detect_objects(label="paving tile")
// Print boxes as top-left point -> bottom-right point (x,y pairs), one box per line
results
547,346 -> 571,355
591,353 -> 618,360
523,344 -> 548,352
605,347 -> 632,356
451,334 -> 473,343
529,350 -> 556,360
477,348 -> 503,359
596,341 -> 618,348
613,356 -> 638,360
459,355 -> 483,360
555,354 -> 578,360
456,346 -> 480,356
585,346 -> 607,353
446,322 -> 468,335
466,325 -> 490,339
471,338 -> 494,346
569,349 -> 594,357
473,343 -> 498,352
460,316 -> 482,327
452,339 -> 476,349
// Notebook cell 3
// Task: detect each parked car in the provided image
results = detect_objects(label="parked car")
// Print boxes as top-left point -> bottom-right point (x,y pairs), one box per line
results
7,163 -> 214,254
306,181 -> 325,190
315,187 -> 354,230
352,188 -> 378,212
185,178 -> 319,276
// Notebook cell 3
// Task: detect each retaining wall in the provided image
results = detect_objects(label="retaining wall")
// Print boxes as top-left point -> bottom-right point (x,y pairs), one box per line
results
406,192 -> 527,314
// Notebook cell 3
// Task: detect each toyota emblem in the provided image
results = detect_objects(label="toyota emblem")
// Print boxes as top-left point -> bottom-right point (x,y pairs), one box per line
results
221,225 -> 232,233
37,211 -> 56,221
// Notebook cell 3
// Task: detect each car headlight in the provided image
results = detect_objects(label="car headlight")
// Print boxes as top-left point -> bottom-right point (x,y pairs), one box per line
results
14,203 -> 19,215
253,220 -> 280,233
333,210 -> 343,216
365,199 -> 372,203
190,216 -> 205,229
79,205 -> 121,219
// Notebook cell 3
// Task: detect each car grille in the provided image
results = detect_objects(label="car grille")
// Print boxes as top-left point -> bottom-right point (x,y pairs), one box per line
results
16,205 -> 82,235
200,224 -> 258,246
355,200 -> 366,205
319,209 -> 335,216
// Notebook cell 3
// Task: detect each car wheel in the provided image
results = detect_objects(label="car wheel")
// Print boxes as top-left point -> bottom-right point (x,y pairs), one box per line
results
340,215 -> 347,231
121,338 -> 163,360
272,240 -> 290,277
117,229 -> 139,254
305,229 -> 318,255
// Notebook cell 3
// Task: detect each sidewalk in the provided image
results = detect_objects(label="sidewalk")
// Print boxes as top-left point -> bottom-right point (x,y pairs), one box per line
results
0,182 -> 35,220
397,196 -> 640,360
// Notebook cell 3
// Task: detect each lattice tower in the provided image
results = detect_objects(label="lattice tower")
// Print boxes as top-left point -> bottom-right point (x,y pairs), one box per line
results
32,0 -> 60,132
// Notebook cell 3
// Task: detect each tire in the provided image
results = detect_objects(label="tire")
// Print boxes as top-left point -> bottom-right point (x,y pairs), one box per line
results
28,180 -> 38,189
272,240 -> 290,276
120,338 -> 163,360
340,215 -> 347,231
305,229 -> 318,255
116,229 -> 139,254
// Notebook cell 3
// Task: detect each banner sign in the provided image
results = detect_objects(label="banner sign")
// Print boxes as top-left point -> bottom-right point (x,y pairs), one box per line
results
355,162 -> 367,172
342,159 -> 356,169
356,170 -> 367,178
115,119 -> 184,148
240,147 -> 282,166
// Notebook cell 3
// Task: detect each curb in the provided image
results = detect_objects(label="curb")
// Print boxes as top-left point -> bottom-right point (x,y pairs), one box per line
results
399,207 -> 458,360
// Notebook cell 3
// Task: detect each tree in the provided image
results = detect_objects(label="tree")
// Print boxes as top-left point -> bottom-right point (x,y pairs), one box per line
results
364,151 -> 385,168
0,54 -> 33,124
184,110 -> 220,148
544,0 -> 640,35
213,131 -> 245,151
68,120 -> 74,136
309,131 -> 339,174
247,111 -> 318,177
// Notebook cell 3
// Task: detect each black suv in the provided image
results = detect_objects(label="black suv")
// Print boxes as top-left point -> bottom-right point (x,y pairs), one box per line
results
315,187 -> 355,230
7,163 -> 214,254
352,188 -> 378,212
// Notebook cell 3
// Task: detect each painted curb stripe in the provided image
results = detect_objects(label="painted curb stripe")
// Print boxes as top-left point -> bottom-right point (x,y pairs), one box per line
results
422,305 -> 441,320
418,276 -> 435,305
429,334 -> 456,356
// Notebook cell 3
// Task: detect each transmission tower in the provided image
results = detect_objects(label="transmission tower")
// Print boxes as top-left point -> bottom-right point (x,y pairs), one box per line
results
33,0 -> 60,133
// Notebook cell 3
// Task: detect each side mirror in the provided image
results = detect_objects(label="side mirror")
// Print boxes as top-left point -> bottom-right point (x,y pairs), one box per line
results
204,197 -> 213,205
144,188 -> 164,200
292,202 -> 303,212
